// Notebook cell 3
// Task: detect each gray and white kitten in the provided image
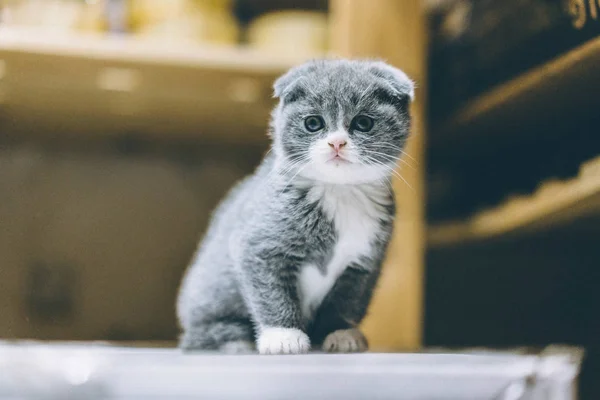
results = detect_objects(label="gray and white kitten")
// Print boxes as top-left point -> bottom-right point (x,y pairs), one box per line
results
177,59 -> 414,355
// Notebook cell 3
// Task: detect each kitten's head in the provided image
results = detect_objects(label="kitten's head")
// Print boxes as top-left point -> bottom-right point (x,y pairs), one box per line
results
270,59 -> 414,185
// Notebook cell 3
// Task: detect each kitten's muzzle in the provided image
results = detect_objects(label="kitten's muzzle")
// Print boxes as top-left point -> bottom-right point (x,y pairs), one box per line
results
327,139 -> 347,153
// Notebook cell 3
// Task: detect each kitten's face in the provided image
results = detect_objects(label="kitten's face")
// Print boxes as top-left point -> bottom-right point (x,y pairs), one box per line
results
271,60 -> 414,185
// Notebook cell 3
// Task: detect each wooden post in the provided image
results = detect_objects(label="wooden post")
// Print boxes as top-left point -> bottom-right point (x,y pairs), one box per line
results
329,0 -> 427,350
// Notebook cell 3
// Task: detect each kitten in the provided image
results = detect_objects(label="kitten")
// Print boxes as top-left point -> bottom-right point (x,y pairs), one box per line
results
177,59 -> 414,355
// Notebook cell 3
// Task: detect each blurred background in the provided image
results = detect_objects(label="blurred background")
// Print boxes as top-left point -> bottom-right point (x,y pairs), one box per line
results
0,0 -> 598,397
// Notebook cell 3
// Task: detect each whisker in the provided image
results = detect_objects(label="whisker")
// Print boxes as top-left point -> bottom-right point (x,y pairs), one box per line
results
400,150 -> 418,163
374,176 -> 395,199
264,155 -> 310,186
278,162 -> 311,195
362,150 -> 415,171
365,144 -> 418,166
362,155 -> 414,192
362,149 -> 408,162
275,158 -> 308,178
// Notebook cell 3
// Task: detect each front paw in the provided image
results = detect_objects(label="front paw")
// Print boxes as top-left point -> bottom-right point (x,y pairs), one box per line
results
322,328 -> 368,353
257,327 -> 310,355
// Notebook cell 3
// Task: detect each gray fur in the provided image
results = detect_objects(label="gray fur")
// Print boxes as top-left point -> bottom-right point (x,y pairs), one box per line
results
177,59 -> 414,352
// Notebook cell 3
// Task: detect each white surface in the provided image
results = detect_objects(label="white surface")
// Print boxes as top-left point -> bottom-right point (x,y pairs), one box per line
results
0,342 -> 582,400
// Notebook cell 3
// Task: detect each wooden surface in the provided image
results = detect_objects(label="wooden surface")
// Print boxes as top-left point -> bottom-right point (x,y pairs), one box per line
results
429,156 -> 600,247
431,36 -> 600,150
330,0 -> 427,350
0,28 -> 309,143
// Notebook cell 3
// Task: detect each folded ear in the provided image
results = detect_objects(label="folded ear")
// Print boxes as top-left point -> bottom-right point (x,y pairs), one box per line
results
367,61 -> 415,101
273,61 -> 321,99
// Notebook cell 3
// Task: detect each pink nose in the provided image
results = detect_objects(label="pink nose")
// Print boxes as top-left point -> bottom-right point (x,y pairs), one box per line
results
328,139 -> 347,152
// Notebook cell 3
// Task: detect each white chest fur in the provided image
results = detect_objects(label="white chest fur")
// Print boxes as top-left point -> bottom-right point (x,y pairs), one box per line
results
297,183 -> 391,319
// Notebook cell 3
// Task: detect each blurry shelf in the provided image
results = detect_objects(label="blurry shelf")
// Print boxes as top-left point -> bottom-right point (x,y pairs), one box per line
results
237,0 -> 328,18
0,28 -> 312,143
431,36 -> 600,151
428,156 -> 600,247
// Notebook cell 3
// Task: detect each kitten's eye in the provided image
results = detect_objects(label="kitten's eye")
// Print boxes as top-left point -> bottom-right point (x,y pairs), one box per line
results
304,116 -> 325,132
351,115 -> 375,132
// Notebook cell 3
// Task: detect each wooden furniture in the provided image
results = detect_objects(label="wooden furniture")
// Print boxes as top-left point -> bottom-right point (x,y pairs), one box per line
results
428,35 -> 600,246
424,24 -> 600,400
429,155 -> 600,247
0,27 -> 307,143
430,36 -> 600,156
330,0 -> 427,351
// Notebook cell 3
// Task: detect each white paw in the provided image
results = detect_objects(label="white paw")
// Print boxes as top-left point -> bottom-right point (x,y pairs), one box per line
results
322,328 -> 368,353
219,340 -> 255,354
257,327 -> 310,355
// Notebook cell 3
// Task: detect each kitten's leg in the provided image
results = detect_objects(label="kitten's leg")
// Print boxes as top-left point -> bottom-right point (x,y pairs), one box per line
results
310,264 -> 380,353
239,256 -> 310,355
179,320 -> 255,353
